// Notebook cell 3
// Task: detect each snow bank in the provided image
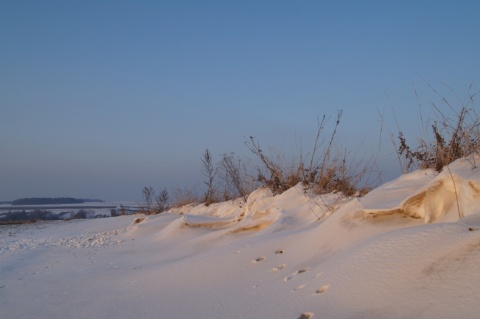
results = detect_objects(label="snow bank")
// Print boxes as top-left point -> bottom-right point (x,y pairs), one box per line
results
2,157 -> 480,318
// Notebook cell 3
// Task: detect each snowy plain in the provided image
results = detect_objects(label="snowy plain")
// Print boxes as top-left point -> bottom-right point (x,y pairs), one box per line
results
2,157 -> 480,319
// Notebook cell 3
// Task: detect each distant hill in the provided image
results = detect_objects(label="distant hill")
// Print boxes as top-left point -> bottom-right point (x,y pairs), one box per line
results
12,197 -> 103,206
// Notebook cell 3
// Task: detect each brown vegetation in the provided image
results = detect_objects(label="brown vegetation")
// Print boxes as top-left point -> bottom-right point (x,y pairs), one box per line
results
398,84 -> 480,171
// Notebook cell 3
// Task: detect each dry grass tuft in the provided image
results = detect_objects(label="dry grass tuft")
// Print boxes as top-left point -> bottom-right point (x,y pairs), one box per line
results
398,84 -> 480,171
246,111 -> 377,196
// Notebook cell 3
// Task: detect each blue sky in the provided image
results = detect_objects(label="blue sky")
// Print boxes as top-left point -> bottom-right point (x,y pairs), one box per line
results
1,1 -> 479,201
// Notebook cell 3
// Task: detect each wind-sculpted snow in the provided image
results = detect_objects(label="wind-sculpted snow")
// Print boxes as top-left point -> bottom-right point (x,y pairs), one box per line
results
174,185 -> 346,234
360,157 -> 480,223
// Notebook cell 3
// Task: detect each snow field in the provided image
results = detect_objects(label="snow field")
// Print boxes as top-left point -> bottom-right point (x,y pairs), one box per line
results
2,156 -> 480,318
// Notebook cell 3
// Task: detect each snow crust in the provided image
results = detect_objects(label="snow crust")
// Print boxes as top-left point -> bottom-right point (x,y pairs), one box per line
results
2,157 -> 480,318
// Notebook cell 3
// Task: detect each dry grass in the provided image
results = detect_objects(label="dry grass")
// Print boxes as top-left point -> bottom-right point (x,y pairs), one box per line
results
171,186 -> 201,208
314,154 -> 373,196
246,111 -> 378,196
141,84 -> 478,212
398,84 -> 480,171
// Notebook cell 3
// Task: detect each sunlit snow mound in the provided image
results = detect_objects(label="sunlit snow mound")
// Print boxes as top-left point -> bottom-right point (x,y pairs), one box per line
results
165,156 -> 480,233
170,185 -> 341,233
361,156 -> 480,223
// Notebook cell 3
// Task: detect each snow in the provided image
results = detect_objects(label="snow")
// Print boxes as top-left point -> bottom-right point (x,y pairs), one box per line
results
0,201 -> 140,220
2,157 -> 480,318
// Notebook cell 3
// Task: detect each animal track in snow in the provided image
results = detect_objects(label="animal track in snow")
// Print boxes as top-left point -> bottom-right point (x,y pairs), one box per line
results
251,257 -> 265,264
284,267 -> 309,281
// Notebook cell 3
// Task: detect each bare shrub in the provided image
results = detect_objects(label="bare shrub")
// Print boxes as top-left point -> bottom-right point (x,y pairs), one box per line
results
141,186 -> 155,214
398,84 -> 480,171
217,153 -> 254,201
201,148 -> 218,204
155,187 -> 169,213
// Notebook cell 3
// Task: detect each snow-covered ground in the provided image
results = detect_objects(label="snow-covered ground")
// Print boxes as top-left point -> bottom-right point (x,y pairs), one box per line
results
2,157 -> 480,319
0,201 -> 140,220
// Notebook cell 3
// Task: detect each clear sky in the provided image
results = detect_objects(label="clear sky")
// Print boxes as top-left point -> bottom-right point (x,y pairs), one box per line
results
1,1 -> 479,201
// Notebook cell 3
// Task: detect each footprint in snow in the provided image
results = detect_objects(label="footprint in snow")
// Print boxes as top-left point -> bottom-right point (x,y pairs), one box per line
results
315,284 -> 329,294
251,257 -> 265,264
297,312 -> 315,319
271,264 -> 286,272
284,268 -> 309,281
293,284 -> 305,291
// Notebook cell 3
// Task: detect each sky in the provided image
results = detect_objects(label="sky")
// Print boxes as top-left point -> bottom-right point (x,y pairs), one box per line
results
1,1 -> 479,201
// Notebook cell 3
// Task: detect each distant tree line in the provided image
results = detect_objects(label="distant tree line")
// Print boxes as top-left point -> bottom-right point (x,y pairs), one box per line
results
12,197 -> 103,205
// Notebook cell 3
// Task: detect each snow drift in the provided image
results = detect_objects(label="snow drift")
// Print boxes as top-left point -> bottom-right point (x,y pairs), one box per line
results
361,158 -> 480,223
2,157 -> 480,318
